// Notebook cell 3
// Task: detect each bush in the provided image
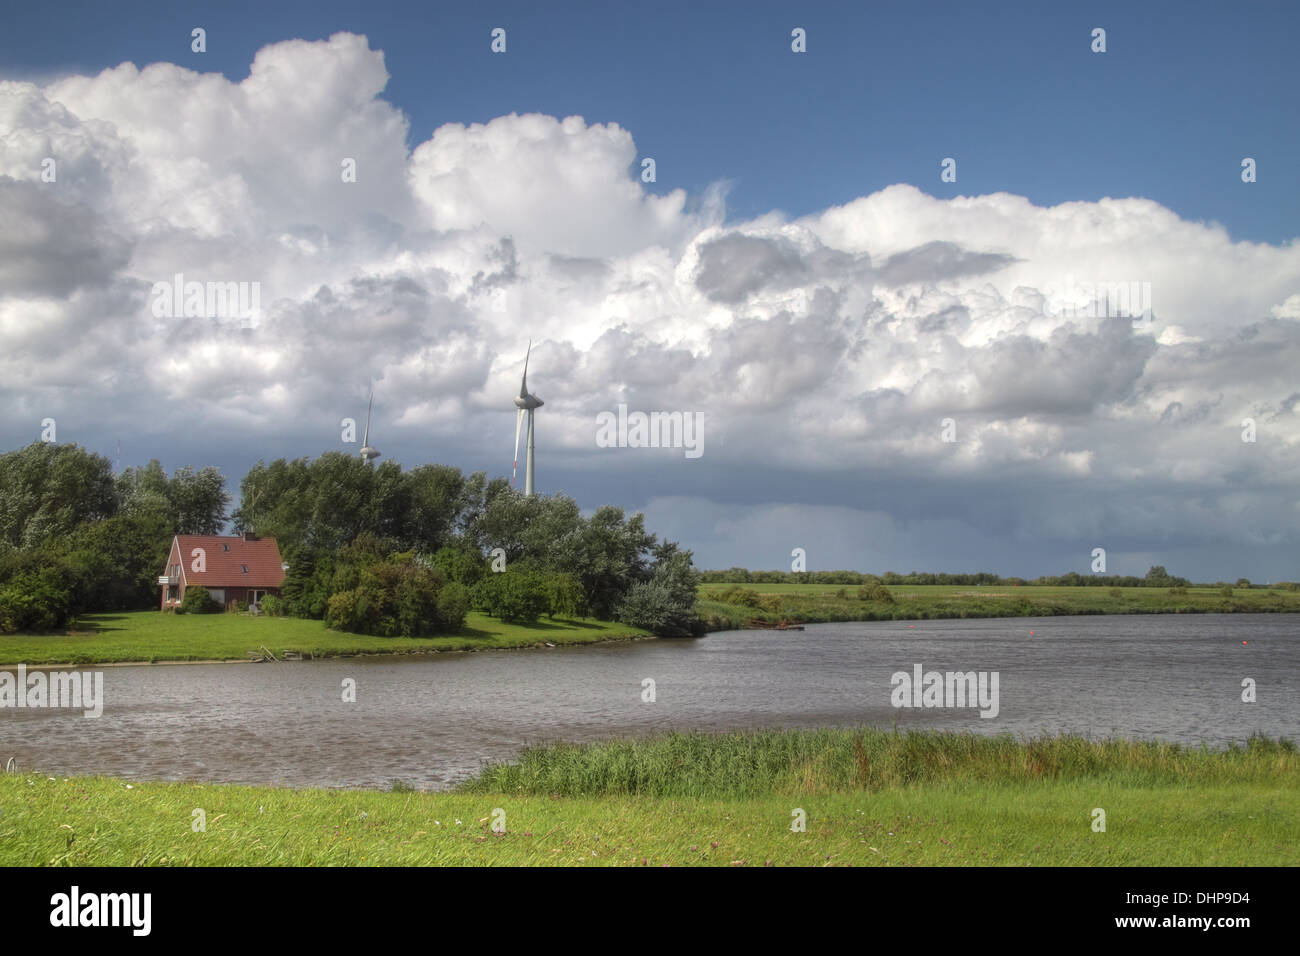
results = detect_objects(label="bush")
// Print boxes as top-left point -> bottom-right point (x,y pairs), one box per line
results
326,554 -> 462,637
859,584 -> 895,604
231,599 -> 249,613
1108,587 -> 1123,598
617,581 -> 696,636
0,551 -> 78,634
259,594 -> 284,617
472,569 -> 551,624
436,581 -> 470,631
180,586 -> 221,614
715,586 -> 760,608
1219,585 -> 1235,597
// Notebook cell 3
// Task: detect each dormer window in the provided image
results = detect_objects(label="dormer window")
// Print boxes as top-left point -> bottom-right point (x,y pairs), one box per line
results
223,544 -> 230,552
241,565 -> 248,573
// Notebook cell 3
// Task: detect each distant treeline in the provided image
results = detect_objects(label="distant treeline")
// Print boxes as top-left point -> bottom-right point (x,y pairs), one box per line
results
700,567 -> 1298,590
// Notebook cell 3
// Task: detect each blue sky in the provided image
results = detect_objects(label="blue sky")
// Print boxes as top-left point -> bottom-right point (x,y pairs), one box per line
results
4,0 -> 1296,242
2,2 -> 1298,579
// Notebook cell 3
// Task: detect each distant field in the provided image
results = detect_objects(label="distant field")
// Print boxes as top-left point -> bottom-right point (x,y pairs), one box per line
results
697,582 -> 1300,629
0,611 -> 650,667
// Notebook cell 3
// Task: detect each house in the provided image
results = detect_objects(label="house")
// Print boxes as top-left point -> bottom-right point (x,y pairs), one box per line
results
160,533 -> 287,611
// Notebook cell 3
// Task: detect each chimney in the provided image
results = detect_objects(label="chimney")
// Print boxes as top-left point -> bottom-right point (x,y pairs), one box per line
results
242,531 -> 258,542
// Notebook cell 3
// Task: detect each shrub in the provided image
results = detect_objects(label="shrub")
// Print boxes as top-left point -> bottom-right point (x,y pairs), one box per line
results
715,586 -> 760,608
473,569 -> 550,624
436,581 -> 470,631
617,581 -> 696,636
180,586 -> 221,614
0,553 -> 77,634
327,555 -> 464,637
259,594 -> 284,617
1219,585 -> 1235,597
859,584 -> 895,604
1108,587 -> 1123,598
232,599 -> 249,613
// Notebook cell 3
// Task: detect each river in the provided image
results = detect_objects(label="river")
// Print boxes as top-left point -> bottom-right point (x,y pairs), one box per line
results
1,614 -> 1294,790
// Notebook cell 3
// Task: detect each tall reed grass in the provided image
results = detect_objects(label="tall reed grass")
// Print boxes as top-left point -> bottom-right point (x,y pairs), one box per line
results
460,727 -> 1297,798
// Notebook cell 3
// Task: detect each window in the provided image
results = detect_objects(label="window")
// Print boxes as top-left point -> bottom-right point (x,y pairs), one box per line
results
223,544 -> 230,552
241,565 -> 248,573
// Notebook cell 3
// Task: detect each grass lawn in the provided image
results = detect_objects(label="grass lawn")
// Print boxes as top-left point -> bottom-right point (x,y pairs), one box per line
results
4,582 -> 1298,666
0,610 -> 651,666
3,729 -> 1295,866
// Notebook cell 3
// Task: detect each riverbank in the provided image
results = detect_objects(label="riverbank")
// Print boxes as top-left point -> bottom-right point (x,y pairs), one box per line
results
0,611 -> 652,667
4,583 -> 1298,667
3,729 -> 1295,866
697,582 -> 1300,630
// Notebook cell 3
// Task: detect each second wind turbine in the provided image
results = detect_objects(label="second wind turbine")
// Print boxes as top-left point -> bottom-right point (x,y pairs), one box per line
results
512,342 -> 543,497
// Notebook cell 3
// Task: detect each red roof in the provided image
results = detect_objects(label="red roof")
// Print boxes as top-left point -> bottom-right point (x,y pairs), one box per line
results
170,535 -> 286,588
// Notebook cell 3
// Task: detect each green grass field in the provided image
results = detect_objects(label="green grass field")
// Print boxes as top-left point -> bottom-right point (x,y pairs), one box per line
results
2,582 -> 1297,666
697,582 -> 1300,629
0,610 -> 650,666
3,729 -> 1295,866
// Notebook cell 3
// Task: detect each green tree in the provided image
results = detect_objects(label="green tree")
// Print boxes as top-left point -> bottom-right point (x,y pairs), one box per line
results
0,443 -> 117,552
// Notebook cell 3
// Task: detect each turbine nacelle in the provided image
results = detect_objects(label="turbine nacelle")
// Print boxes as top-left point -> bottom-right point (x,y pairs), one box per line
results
513,392 -> 543,410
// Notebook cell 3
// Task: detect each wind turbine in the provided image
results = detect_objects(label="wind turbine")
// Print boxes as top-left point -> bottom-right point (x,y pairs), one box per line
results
359,388 -> 381,467
511,342 -> 543,496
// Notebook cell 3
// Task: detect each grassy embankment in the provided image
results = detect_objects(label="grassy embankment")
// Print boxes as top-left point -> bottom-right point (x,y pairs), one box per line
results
3,729 -> 1295,866
697,582 -> 1300,630
4,583 -> 1297,666
0,610 -> 651,667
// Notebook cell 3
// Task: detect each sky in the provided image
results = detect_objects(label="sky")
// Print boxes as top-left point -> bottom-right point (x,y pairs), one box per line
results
0,0 -> 1297,579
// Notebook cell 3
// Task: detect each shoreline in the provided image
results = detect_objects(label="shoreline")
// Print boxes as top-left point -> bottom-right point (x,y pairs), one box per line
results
3,601 -> 1295,668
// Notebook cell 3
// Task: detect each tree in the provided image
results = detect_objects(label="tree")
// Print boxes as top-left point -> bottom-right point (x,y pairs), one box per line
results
1145,566 -> 1170,585
0,443 -> 117,552
118,459 -> 230,534
59,511 -> 172,611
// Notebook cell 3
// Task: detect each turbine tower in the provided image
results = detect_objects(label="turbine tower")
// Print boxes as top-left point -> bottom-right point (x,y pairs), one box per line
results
512,342 -> 543,496
359,388 -> 381,467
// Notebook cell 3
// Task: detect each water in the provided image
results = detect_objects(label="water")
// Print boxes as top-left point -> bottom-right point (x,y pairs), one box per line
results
2,614 -> 1295,790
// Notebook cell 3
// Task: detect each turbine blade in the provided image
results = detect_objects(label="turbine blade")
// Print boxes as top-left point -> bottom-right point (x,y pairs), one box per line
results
520,340 -> 532,396
362,390 -> 373,447
512,407 -> 524,484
